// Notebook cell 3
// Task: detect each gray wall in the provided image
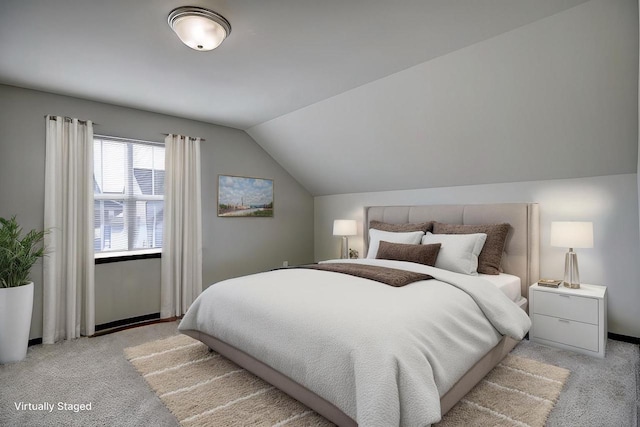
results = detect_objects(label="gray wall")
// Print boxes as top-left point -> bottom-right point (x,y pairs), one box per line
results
315,174 -> 640,338
0,84 -> 314,339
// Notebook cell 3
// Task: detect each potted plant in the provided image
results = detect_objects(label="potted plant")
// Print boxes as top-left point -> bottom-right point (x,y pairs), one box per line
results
0,216 -> 46,363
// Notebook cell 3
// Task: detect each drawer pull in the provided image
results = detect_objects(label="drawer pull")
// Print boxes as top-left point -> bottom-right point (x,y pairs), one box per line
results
558,319 -> 571,323
557,294 -> 571,298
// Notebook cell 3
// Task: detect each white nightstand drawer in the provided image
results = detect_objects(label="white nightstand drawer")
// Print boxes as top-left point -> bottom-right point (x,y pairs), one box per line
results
532,314 -> 599,352
533,290 -> 598,325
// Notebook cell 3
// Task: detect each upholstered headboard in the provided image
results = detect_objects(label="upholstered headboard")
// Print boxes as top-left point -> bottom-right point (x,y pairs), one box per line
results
364,203 -> 540,299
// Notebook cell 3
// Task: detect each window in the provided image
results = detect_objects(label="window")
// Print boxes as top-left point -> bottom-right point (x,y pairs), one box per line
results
93,136 -> 165,257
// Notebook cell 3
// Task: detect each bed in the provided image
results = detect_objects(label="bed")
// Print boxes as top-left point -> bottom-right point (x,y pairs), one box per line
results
179,203 -> 539,426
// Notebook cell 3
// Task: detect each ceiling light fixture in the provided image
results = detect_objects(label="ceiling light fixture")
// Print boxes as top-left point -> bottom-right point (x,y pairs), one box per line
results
168,6 -> 231,51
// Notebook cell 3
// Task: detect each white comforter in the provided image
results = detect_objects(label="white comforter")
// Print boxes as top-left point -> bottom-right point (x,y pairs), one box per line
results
178,259 -> 531,426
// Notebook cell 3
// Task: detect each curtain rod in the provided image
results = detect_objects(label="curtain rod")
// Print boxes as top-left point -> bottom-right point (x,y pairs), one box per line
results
45,115 -> 97,125
94,134 -> 164,146
46,116 -> 205,142
162,133 -> 206,142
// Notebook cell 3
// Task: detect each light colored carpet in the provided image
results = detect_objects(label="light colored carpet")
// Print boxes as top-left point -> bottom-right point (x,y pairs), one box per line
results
512,338 -> 639,427
0,322 -> 637,426
126,334 -> 569,427
125,334 -> 332,426
0,321 -> 182,427
436,354 -> 569,426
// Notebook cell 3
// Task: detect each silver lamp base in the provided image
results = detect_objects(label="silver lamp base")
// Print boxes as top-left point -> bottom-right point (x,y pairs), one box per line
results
563,249 -> 580,289
340,236 -> 349,259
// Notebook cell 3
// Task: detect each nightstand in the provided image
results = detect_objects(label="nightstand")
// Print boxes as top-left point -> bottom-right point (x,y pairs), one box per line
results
529,283 -> 607,358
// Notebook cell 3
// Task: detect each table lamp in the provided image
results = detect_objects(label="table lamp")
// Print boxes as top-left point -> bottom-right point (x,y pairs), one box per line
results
550,221 -> 593,289
333,220 -> 357,259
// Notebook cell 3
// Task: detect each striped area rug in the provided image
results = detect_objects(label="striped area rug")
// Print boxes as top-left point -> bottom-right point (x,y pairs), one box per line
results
125,335 -> 569,427
435,353 -> 570,427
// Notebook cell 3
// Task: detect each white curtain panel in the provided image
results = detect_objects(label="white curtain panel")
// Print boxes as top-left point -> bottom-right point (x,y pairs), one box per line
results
43,116 -> 95,343
161,134 -> 203,318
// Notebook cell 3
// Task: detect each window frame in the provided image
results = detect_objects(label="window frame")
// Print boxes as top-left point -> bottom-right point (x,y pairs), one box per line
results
93,134 -> 165,260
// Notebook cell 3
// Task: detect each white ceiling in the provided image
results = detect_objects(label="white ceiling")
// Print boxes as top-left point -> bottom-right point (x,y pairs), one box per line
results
247,0 -> 637,196
0,0 -> 590,130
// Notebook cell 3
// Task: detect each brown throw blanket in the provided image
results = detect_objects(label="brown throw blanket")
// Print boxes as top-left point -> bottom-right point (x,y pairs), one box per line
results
293,263 -> 433,287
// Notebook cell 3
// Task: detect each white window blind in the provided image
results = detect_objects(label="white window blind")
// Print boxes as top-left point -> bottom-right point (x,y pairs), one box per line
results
93,136 -> 165,254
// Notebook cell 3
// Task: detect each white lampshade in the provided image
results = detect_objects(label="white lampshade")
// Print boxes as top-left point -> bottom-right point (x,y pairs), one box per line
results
333,220 -> 357,236
168,7 -> 231,51
550,222 -> 594,249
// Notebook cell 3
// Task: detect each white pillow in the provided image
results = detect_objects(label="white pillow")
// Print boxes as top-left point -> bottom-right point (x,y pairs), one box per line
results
421,232 -> 487,275
366,229 -> 425,259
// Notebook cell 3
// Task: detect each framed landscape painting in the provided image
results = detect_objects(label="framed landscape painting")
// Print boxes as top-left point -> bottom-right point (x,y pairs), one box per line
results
218,175 -> 274,217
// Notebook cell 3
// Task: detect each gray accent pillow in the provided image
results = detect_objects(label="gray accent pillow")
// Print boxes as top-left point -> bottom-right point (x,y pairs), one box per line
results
370,220 -> 433,233
432,222 -> 510,275
376,241 -> 441,267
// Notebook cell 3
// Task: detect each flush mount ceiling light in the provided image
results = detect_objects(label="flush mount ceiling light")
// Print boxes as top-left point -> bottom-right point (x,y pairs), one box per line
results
168,6 -> 231,51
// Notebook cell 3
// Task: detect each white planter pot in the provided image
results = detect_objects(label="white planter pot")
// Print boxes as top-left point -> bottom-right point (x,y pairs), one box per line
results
0,282 -> 34,364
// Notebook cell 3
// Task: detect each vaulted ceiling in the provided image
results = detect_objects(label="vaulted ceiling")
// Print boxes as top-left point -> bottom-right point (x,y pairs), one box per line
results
2,0 -> 635,196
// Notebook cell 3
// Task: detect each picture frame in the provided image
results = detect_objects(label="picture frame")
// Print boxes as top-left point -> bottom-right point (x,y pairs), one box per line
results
217,175 -> 274,217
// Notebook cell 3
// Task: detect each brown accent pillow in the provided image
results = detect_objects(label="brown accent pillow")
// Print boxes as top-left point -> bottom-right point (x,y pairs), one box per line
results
370,220 -> 433,233
376,241 -> 441,267
432,222 -> 510,275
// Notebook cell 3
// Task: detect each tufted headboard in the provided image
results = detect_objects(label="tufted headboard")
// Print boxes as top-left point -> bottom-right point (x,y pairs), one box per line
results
364,203 -> 540,299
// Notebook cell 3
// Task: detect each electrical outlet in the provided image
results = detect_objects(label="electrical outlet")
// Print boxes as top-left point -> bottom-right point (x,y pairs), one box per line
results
282,261 -> 289,267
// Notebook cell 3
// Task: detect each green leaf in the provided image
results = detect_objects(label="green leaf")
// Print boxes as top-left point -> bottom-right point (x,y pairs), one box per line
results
0,216 -> 48,288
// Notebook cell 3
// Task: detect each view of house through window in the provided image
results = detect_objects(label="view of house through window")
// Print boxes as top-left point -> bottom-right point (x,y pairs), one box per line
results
93,136 -> 165,255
